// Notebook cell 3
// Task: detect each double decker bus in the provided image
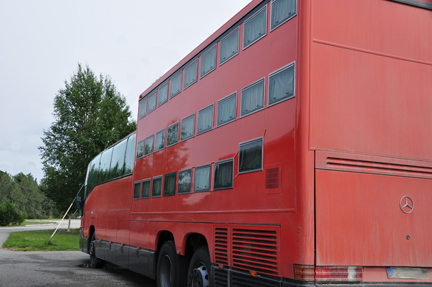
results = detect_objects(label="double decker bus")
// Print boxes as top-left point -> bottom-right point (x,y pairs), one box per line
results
79,0 -> 432,286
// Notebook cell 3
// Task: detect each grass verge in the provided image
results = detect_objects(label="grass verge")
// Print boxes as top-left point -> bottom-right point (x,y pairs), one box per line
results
23,220 -> 56,226
2,229 -> 80,251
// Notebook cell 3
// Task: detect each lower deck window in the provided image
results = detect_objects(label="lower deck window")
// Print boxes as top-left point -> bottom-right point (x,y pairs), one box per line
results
164,172 -> 176,196
152,177 -> 162,197
194,164 -> 211,192
133,181 -> 141,199
214,159 -> 234,190
141,179 -> 151,198
178,169 -> 192,194
239,138 -> 263,173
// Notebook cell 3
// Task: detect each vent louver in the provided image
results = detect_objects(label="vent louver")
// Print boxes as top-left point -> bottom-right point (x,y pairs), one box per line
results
214,227 -> 229,266
232,228 -> 280,276
265,168 -> 279,189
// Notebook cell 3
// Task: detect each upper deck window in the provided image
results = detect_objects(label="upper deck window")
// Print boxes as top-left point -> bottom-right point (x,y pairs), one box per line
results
217,92 -> 237,127
220,28 -> 239,65
181,114 -> 195,141
170,73 -> 182,99
158,83 -> 168,107
271,0 -> 297,31
155,129 -> 165,152
145,135 -> 154,156
197,104 -> 214,135
241,78 -> 265,117
269,63 -> 295,106
200,45 -> 217,78
167,122 -> 179,147
184,59 -> 198,90
243,6 -> 267,49
139,96 -> 147,119
148,91 -> 157,114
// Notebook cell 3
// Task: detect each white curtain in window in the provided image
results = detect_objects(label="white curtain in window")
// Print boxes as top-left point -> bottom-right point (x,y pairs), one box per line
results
200,46 -> 216,77
269,66 -> 294,105
244,8 -> 266,47
220,29 -> 239,64
271,0 -> 296,30
182,115 -> 195,140
218,95 -> 236,125
184,61 -> 198,88
158,84 -> 168,106
195,166 -> 210,191
215,162 -> 233,188
148,92 -> 156,113
198,106 -> 213,133
142,181 -> 150,197
155,130 -> 165,151
170,74 -> 182,98
153,179 -> 162,196
164,175 -> 176,195
242,81 -> 264,116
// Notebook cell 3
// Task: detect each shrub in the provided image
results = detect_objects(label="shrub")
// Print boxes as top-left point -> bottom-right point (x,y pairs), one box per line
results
0,201 -> 27,226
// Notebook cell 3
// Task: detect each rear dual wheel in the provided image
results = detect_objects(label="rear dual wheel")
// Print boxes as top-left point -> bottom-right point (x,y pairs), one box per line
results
187,247 -> 211,287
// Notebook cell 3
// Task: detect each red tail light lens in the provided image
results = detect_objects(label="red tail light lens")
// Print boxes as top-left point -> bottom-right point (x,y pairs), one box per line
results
294,265 -> 362,282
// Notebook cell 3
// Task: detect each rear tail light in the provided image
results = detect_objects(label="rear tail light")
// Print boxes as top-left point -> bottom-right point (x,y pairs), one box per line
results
294,265 -> 362,282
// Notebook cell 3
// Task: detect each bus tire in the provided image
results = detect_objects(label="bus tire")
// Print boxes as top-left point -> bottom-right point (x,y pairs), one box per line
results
89,233 -> 104,269
157,240 -> 188,287
187,246 -> 211,287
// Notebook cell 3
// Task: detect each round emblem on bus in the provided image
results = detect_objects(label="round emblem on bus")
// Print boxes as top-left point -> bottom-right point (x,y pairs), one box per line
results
399,196 -> 414,214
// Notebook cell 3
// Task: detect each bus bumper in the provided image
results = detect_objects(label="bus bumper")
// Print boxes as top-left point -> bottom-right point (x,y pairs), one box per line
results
79,229 -> 89,254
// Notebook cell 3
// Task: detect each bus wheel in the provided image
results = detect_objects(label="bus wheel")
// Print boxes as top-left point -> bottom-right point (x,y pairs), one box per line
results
187,247 -> 211,287
157,241 -> 187,287
89,233 -> 104,268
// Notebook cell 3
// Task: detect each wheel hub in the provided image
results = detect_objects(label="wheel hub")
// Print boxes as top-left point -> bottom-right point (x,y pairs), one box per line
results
189,265 -> 209,287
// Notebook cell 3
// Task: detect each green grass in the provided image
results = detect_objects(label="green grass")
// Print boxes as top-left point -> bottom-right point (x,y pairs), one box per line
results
2,229 -> 80,251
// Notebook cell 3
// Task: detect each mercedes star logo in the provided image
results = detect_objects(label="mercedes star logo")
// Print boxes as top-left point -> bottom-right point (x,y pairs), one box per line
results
400,196 -> 414,214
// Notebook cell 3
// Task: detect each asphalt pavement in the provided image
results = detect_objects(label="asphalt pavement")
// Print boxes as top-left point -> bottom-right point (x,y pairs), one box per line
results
0,220 -> 156,287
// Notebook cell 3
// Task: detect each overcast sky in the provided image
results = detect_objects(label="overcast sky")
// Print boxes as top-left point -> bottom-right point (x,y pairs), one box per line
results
0,0 -> 251,182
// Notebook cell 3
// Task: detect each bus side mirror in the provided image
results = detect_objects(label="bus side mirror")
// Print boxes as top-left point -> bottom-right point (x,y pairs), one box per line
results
76,195 -> 82,210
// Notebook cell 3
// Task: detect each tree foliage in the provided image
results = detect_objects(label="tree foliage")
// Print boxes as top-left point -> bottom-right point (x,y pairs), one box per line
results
0,171 -> 53,222
39,64 -> 136,212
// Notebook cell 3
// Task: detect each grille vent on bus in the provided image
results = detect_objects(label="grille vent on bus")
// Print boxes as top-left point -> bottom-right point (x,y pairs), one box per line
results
213,267 -> 229,287
231,228 -> 280,276
214,227 -> 229,266
265,168 -> 279,189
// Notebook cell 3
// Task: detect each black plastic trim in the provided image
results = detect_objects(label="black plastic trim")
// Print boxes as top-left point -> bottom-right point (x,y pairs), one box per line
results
388,0 -> 432,10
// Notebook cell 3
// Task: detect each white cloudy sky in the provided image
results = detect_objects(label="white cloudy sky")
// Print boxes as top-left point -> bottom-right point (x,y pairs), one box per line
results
0,0 -> 251,182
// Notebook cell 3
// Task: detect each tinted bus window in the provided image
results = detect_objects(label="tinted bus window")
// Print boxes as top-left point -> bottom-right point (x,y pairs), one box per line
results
124,133 -> 136,175
98,148 -> 113,184
109,138 -> 127,180
87,154 -> 101,194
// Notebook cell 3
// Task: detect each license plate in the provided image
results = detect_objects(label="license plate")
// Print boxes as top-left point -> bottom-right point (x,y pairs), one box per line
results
386,267 -> 429,280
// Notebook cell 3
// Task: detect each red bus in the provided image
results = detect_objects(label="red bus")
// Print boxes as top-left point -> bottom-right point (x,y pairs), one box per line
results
79,0 -> 432,286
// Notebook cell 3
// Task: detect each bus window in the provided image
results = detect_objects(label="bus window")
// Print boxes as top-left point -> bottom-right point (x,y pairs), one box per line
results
109,138 -> 127,180
124,133 -> 136,175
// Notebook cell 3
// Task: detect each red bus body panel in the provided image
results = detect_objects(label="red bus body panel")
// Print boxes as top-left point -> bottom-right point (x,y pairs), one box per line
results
80,0 -> 432,284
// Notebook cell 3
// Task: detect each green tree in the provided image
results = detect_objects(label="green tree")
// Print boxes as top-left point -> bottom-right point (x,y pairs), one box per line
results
39,64 -> 136,212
